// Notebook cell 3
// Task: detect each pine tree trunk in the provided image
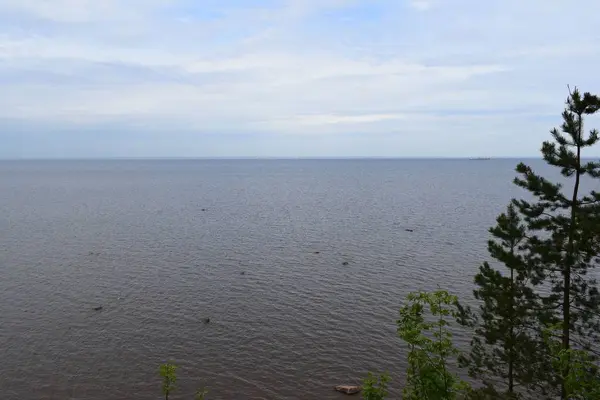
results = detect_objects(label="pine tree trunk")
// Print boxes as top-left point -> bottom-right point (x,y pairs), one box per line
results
562,112 -> 583,399
508,253 -> 515,394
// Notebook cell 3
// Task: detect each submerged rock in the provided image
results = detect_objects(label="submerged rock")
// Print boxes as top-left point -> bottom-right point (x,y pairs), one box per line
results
93,306 -> 103,311
203,318 -> 210,323
334,385 -> 361,395
405,228 -> 414,232
342,261 -> 349,266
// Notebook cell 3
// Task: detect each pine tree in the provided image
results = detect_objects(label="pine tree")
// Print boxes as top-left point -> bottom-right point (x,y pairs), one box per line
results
464,204 -> 545,398
512,88 -> 600,398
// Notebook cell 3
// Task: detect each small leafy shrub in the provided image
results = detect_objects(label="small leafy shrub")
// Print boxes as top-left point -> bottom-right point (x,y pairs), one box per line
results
159,363 -> 177,400
362,372 -> 390,400
398,290 -> 471,400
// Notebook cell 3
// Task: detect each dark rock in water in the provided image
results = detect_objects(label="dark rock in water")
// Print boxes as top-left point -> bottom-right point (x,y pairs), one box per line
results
201,208 -> 207,212
405,229 -> 414,232
342,261 -> 349,266
314,251 -> 320,254
334,385 -> 361,395
203,318 -> 210,323
240,271 -> 246,275
93,306 -> 103,311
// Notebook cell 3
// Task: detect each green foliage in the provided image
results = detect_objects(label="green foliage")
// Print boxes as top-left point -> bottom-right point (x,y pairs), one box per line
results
511,88 -> 600,397
159,363 -> 177,400
543,326 -> 600,400
362,372 -> 390,400
195,387 -> 209,400
462,204 -> 546,397
158,363 -> 209,399
465,385 -> 517,400
397,290 -> 471,400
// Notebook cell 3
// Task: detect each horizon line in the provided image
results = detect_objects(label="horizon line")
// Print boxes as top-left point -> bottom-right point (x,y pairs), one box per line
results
0,156 -> 551,161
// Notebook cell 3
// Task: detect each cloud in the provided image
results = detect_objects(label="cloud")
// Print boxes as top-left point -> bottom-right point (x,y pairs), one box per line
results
0,0 -> 169,22
0,0 -> 599,157
409,1 -> 433,11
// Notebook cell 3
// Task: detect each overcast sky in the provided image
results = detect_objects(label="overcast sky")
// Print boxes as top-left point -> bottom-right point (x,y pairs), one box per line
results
1,0 -> 599,158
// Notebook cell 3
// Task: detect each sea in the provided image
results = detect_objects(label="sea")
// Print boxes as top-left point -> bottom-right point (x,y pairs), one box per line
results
0,158 -> 561,399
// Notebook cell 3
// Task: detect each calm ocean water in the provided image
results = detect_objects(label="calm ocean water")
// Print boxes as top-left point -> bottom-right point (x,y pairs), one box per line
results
0,159 -> 552,399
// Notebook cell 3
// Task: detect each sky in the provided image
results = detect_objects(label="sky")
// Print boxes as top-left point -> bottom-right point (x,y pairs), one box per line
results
1,0 -> 599,158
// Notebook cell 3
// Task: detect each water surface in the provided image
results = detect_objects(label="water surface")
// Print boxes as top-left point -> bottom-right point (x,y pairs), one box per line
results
0,159 -> 546,399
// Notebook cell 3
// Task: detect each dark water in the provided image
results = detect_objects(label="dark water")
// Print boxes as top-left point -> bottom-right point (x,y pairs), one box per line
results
0,159 -> 549,399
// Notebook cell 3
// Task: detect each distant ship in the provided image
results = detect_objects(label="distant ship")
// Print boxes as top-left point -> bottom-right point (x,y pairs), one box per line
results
469,157 -> 491,160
